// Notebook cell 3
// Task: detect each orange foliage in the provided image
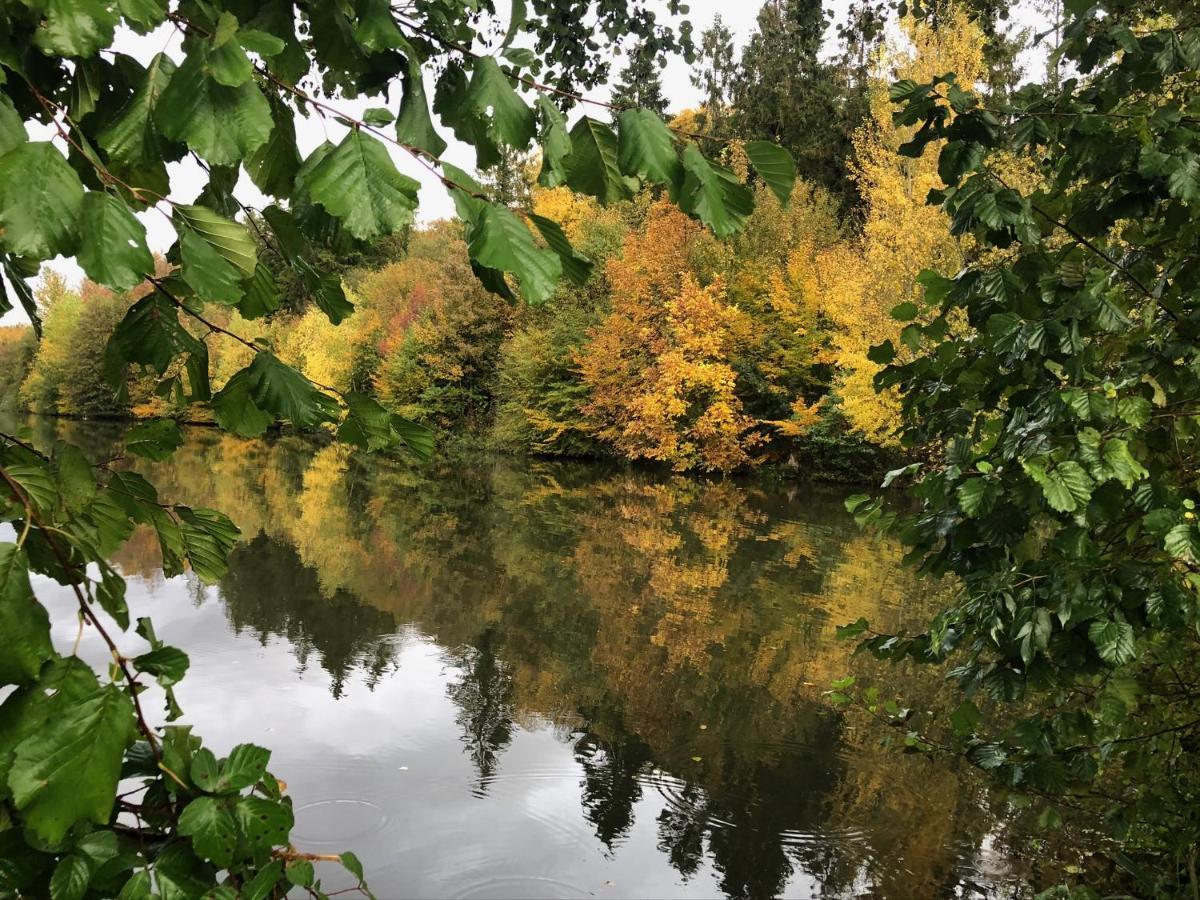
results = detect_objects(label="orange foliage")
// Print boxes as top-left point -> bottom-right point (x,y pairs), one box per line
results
578,201 -> 760,471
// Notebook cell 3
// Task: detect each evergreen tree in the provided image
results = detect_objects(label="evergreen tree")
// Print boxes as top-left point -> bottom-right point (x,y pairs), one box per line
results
689,15 -> 736,138
731,0 -> 860,208
610,37 -> 669,119
479,147 -> 536,209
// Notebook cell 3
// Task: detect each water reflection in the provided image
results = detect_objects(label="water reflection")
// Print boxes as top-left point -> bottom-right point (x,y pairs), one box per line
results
42,423 -> 1033,898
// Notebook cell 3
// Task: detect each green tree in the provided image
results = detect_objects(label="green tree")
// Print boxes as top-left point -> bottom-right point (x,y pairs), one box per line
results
689,15 -> 736,140
0,1 -> 791,894
732,0 -> 859,206
610,36 -> 669,119
844,0 -> 1200,892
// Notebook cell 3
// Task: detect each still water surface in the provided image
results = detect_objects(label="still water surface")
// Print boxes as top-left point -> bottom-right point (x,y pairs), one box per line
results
34,424 -> 1037,899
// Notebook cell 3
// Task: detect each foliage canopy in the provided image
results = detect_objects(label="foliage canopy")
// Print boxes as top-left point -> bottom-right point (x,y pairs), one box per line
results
842,0 -> 1200,891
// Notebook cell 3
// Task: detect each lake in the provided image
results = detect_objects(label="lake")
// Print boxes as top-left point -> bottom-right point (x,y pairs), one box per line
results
29,422 -> 1038,899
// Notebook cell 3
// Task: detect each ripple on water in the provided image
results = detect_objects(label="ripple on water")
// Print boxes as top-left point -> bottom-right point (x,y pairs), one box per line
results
291,798 -> 388,845
451,876 -> 592,899
469,769 -> 598,852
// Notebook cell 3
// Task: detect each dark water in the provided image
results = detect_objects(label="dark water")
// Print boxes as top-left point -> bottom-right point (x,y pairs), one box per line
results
31,423 -> 1037,899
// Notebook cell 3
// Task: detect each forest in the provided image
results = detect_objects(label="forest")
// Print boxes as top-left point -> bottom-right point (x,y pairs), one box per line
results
2,3 -> 995,479
0,0 -> 1198,897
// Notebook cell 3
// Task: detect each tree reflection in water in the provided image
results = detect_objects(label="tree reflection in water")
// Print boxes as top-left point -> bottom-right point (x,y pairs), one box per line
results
88,425 -> 1036,898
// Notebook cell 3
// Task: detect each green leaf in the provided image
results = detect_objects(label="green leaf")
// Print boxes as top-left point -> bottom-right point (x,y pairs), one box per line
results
0,544 -> 53,687
956,478 -> 995,518
177,507 -> 240,583
1164,523 -> 1200,563
1166,155 -> 1200,202
679,143 -> 753,238
155,47 -> 272,166
565,116 -> 632,205
339,852 -> 366,884
77,192 -> 154,292
107,293 -> 204,377
54,442 -> 96,512
1023,458 -> 1093,513
950,700 -> 982,736
238,263 -> 281,320
1101,438 -> 1148,489
209,375 -> 274,438
362,107 -> 394,127
152,844 -> 213,899
99,53 -> 177,166
338,392 -> 397,451
218,744 -> 271,792
304,130 -> 419,241
0,142 -> 84,259
890,301 -> 919,321
527,213 -> 592,285
294,257 -> 354,325
464,57 -> 535,150
867,340 -> 895,365
390,415 -> 435,460
207,14 -> 253,87
180,228 -> 243,304
241,860 -> 284,900
212,352 -> 339,436
9,685 -> 134,844
0,93 -> 28,157
133,646 -> 189,687
535,97 -> 571,188
30,0 -> 118,58
937,140 -> 982,186
1116,395 -> 1151,428
467,202 -> 561,303
234,796 -> 293,855
118,0 -> 167,32
178,797 -> 238,868
285,859 -> 314,887
1088,617 -> 1136,665
246,94 -> 302,199
190,747 -> 220,792
395,57 -> 447,157
744,140 -> 797,205
973,190 -> 1024,229
354,0 -> 407,51
49,854 -> 92,900
966,742 -> 1007,769
124,419 -> 183,462
173,204 -> 257,279
114,869 -> 152,900
617,109 -> 682,198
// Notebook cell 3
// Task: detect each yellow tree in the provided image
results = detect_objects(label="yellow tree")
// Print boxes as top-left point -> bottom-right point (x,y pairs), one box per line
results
812,5 -> 986,445
577,200 -> 759,472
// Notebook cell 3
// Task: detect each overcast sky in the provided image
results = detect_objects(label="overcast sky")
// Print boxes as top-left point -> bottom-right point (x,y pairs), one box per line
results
3,0 -> 1043,325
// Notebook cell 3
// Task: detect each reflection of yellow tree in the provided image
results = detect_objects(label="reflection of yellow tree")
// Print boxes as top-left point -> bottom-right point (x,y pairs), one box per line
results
66,420 -> 1027,893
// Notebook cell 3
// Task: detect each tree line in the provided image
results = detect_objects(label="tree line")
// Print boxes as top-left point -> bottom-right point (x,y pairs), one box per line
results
5,2 -> 1004,478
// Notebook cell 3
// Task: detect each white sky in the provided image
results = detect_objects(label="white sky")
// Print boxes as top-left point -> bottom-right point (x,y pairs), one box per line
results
1,0 -> 1044,325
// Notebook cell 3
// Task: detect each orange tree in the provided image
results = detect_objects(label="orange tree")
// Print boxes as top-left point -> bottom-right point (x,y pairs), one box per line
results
0,1 -> 798,895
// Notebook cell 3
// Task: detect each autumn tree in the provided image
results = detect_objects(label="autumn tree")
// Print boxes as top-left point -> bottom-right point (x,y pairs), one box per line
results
578,200 -> 761,471
812,6 -> 986,446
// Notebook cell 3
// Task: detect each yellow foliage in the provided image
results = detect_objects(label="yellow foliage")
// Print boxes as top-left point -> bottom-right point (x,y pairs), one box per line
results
279,307 -> 356,393
578,201 -> 759,472
812,5 -> 985,446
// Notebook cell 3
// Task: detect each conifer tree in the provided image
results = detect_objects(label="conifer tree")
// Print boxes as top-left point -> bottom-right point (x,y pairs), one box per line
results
610,38 -> 669,119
